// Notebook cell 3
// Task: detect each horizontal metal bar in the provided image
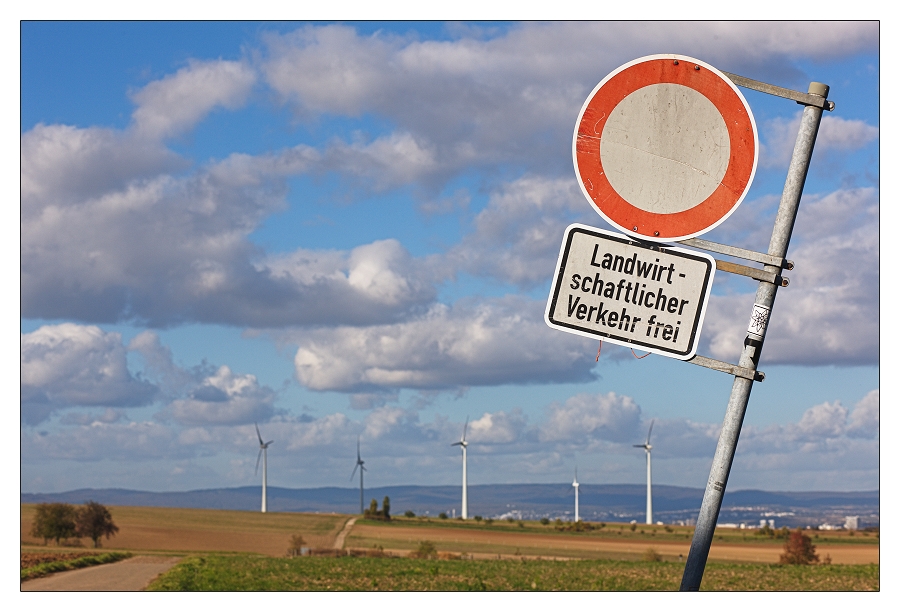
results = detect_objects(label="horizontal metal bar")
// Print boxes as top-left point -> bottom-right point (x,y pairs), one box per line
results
687,354 -> 765,382
722,71 -> 834,111
715,259 -> 788,286
677,237 -> 792,269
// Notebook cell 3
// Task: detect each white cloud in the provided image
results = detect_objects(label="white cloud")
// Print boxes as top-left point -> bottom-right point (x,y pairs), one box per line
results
260,22 -> 878,183
760,112 -> 879,169
166,365 -> 276,426
292,296 -> 598,392
796,401 -> 849,439
539,392 -> 642,443
445,175 -> 593,287
701,187 -> 878,365
21,324 -> 157,425
21,123 -> 436,327
131,59 -> 257,140
467,410 -> 528,444
22,421 -> 180,461
847,389 -> 878,437
20,124 -> 183,204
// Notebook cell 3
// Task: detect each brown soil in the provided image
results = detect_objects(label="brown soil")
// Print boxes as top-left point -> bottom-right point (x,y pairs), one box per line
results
21,506 -> 348,557
348,524 -> 879,565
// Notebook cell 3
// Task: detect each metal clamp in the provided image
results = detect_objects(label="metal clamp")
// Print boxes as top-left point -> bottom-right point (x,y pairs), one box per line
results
677,237 -> 792,270
714,259 -> 789,287
687,354 -> 765,382
722,71 -> 834,111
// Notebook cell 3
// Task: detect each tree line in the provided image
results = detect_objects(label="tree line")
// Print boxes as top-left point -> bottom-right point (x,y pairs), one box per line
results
30,501 -> 119,548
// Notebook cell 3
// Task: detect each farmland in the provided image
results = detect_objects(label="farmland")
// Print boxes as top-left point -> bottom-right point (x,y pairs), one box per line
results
147,554 -> 879,591
20,504 -> 348,556
21,505 -> 878,590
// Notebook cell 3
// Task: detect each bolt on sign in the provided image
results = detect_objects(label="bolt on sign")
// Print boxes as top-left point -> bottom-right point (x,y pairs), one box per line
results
573,54 -> 758,242
545,224 -> 715,360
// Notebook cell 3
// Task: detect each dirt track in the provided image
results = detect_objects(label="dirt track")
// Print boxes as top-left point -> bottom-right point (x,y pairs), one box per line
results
348,524 -> 879,564
21,556 -> 180,591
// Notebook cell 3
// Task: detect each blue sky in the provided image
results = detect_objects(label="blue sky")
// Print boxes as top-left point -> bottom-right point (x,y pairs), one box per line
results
17,21 -> 880,499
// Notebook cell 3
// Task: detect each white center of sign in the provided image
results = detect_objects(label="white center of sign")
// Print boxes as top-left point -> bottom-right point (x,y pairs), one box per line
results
600,83 -> 731,214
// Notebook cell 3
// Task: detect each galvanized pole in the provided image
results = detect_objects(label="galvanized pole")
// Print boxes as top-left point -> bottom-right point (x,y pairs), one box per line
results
679,82 -> 829,591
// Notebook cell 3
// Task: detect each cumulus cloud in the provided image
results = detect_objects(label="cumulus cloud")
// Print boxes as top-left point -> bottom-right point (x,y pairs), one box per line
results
20,124 -> 184,204
21,123 -> 436,327
730,390 -> 879,487
261,22 -> 877,183
444,175 -> 593,287
21,324 -> 158,425
701,187 -> 878,365
165,365 -> 276,426
760,112 -> 879,169
292,296 -> 598,393
467,410 -> 529,444
539,392 -> 642,443
131,59 -> 257,140
846,389 -> 879,437
22,421 -> 180,461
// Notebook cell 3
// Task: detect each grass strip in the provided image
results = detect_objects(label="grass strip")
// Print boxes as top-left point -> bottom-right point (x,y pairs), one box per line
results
21,552 -> 133,582
147,554 -> 878,592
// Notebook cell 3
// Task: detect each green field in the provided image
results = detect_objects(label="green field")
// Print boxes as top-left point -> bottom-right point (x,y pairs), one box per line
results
147,554 -> 879,591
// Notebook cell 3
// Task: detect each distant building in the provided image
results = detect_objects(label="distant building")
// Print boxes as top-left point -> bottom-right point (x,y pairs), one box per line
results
844,516 -> 859,530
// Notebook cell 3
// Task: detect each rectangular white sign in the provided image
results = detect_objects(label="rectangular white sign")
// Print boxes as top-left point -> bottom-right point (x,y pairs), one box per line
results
545,224 -> 715,360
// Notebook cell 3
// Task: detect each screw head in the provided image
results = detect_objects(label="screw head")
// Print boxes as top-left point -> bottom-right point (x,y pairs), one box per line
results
633,226 -> 638,231
673,60 -> 679,65
695,65 -> 700,70
654,231 -> 659,236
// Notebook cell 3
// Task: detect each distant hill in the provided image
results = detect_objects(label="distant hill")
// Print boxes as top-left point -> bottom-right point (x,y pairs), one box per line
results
21,484 -> 879,528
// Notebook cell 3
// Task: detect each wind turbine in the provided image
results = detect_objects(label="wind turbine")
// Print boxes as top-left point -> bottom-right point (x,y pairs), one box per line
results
255,423 -> 274,513
633,420 -> 654,525
451,417 -> 469,520
572,467 -> 580,523
350,437 -> 366,514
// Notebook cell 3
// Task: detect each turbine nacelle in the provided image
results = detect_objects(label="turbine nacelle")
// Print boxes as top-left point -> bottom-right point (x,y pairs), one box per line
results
451,416 -> 469,450
254,423 -> 274,476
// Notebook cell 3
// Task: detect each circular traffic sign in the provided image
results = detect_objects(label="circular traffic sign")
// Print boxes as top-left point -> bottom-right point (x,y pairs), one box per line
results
573,54 -> 758,242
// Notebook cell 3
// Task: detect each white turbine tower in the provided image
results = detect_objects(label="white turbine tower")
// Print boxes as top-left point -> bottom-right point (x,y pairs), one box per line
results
255,423 -> 274,513
572,468 -> 580,523
350,437 -> 366,514
634,420 -> 654,525
451,417 -> 469,519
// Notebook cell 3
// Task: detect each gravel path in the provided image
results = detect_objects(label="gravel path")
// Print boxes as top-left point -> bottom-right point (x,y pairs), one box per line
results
333,517 -> 357,549
21,555 -> 181,591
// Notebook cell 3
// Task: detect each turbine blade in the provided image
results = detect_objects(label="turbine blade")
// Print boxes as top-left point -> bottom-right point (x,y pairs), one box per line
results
462,416 -> 469,442
647,419 -> 655,445
357,437 -> 361,461
256,423 -> 264,446
255,448 -> 262,475
266,440 -> 274,446
350,463 -> 358,480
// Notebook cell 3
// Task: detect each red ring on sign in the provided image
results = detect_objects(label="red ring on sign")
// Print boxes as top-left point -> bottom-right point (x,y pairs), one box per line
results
574,55 -> 757,241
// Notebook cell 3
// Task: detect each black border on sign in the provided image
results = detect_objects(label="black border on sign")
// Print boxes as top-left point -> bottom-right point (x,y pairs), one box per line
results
545,224 -> 715,360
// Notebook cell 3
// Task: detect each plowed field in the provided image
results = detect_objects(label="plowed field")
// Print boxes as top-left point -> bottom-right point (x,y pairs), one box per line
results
346,523 -> 878,565
21,505 -> 349,557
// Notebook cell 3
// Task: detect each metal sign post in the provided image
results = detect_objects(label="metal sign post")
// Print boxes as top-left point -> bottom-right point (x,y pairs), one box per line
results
550,55 -> 834,590
679,81 -> 830,591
